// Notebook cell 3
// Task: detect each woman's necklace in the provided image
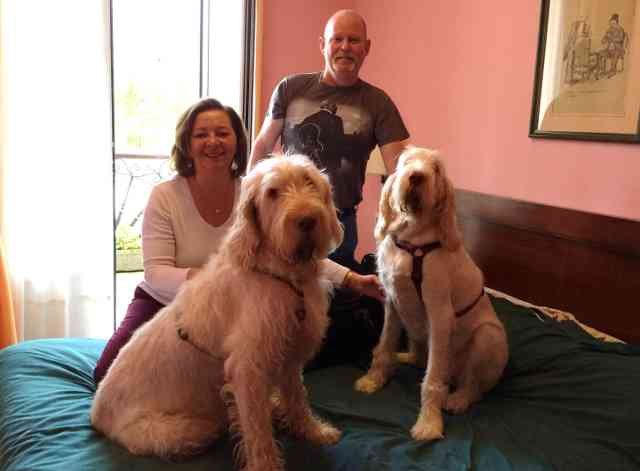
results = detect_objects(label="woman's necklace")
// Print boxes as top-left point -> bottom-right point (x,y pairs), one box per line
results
189,176 -> 235,222
205,189 -> 231,216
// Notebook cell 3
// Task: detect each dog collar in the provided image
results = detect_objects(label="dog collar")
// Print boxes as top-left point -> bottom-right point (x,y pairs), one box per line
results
392,235 -> 484,318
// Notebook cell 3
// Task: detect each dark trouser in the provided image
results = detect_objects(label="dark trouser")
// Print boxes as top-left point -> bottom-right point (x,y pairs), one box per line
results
93,287 -> 165,385
307,206 -> 384,371
328,207 -> 359,271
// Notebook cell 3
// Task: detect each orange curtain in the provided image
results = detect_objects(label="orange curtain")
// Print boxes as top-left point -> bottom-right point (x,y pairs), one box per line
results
0,238 -> 17,349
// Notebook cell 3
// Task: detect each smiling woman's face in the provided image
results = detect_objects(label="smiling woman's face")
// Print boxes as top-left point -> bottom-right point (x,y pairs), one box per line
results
189,109 -> 238,175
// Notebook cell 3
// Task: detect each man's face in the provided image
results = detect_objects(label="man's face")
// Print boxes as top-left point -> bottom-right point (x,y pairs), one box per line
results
320,13 -> 370,86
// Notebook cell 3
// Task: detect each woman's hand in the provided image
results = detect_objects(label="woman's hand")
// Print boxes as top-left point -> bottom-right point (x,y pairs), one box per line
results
343,271 -> 385,302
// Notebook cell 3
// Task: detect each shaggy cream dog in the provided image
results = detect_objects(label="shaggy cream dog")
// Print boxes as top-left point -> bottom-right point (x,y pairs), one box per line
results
355,146 -> 508,441
92,155 -> 343,471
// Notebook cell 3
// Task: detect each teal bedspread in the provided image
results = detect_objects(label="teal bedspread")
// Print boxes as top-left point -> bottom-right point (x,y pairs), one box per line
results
1,296 -> 639,471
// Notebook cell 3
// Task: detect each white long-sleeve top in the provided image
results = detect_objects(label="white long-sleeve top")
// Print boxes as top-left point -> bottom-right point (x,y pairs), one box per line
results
138,176 -> 349,305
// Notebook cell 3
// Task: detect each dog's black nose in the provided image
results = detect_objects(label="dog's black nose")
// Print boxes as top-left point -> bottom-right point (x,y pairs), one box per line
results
297,216 -> 316,232
409,172 -> 424,186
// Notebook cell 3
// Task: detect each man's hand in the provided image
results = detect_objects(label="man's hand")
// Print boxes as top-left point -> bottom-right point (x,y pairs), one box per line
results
343,271 -> 385,302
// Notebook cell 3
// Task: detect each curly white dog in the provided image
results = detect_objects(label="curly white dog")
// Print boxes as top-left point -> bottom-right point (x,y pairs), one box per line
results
92,154 -> 343,471
355,146 -> 508,441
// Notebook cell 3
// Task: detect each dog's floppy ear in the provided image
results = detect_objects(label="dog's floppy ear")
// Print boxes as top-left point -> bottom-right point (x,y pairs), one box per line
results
374,173 -> 400,241
225,170 -> 262,269
433,160 -> 461,251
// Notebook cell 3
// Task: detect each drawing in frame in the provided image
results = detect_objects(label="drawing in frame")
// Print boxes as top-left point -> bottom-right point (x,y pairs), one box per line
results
530,0 -> 640,142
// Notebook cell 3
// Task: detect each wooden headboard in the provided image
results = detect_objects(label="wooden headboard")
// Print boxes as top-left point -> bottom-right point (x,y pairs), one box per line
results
455,189 -> 640,345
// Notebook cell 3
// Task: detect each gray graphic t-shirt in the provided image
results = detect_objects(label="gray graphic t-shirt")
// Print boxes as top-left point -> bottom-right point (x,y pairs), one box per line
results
268,72 -> 409,209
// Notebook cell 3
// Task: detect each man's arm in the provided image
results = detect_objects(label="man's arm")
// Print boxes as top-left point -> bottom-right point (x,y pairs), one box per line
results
248,117 -> 284,170
379,138 -> 410,174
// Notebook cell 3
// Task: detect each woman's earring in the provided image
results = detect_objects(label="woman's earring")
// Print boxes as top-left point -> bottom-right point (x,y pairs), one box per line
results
231,160 -> 238,171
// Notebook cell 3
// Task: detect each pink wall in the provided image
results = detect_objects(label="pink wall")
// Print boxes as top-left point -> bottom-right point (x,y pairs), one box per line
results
259,1 -> 640,259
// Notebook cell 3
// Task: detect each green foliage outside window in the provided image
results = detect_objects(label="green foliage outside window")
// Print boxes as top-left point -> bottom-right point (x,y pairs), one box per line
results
115,224 -> 141,251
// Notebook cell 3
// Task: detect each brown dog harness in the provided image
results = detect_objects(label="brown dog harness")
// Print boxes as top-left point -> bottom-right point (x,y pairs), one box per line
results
392,235 -> 485,318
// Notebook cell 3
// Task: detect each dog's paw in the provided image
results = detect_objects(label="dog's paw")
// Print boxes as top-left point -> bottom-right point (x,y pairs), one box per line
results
410,412 -> 444,442
395,351 -> 417,365
354,373 -> 385,394
444,390 -> 472,415
305,421 -> 342,445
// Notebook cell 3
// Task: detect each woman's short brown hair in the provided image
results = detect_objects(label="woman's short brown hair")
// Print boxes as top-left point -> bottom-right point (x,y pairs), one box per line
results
171,98 -> 248,178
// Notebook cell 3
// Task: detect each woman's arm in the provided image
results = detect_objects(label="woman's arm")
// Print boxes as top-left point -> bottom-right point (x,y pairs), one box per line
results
141,185 -> 191,298
321,259 -> 385,302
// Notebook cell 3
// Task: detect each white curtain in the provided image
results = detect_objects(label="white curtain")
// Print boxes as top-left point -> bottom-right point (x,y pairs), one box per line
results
0,0 -> 114,340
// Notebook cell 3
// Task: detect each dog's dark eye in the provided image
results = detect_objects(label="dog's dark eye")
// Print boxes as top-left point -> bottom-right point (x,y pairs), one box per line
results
267,187 -> 279,199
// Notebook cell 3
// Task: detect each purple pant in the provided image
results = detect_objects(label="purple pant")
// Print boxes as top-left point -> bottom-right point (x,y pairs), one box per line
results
93,287 -> 165,385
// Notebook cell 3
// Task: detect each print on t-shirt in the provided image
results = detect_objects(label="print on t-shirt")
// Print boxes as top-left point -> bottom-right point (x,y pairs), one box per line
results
282,98 -> 373,181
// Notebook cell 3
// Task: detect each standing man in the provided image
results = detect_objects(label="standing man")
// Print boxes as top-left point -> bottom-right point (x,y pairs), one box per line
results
601,13 -> 626,78
249,9 -> 410,269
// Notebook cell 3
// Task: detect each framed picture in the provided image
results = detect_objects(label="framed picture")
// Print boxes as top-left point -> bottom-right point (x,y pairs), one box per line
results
530,0 -> 640,142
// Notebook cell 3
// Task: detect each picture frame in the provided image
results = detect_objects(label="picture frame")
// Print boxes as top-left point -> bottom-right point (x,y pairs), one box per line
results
529,0 -> 640,142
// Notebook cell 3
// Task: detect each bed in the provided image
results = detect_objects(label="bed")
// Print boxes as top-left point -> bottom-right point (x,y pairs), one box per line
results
1,190 -> 639,471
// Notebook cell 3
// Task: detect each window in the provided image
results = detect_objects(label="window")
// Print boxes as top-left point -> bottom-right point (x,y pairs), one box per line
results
111,0 -> 254,320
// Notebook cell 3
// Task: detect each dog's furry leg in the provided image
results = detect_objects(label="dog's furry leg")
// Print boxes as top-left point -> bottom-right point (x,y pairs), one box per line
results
226,369 -> 283,471
411,302 -> 453,441
277,368 -> 341,445
355,301 -> 403,393
411,382 -> 447,441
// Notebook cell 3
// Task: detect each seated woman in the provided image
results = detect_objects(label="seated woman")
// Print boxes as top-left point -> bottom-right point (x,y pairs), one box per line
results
94,97 -> 383,384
